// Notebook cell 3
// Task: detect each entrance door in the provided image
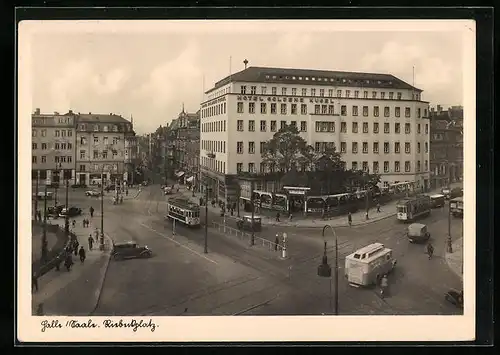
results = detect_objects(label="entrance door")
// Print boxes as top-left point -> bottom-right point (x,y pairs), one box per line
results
79,174 -> 86,185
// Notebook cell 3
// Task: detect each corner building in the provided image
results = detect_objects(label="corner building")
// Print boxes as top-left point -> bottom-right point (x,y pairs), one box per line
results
200,66 -> 431,203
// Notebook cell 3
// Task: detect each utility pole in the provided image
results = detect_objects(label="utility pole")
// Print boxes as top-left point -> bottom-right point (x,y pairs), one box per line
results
250,180 -> 255,246
204,184 -> 208,253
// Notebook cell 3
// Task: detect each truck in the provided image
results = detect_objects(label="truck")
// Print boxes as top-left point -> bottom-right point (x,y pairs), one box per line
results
396,195 -> 431,222
449,196 -> 464,218
345,243 -> 397,287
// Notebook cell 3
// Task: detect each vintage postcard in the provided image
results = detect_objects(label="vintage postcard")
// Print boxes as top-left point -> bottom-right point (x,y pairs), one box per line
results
18,19 -> 475,342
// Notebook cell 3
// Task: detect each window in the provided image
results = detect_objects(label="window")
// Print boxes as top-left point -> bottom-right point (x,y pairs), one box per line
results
93,150 -> 99,159
102,151 -> 108,159
362,122 -> 368,133
395,142 -> 401,153
319,89 -> 325,97
271,121 -> 277,131
93,125 -> 99,132
237,142 -> 243,154
291,104 -> 297,114
41,143 -> 47,150
328,105 -> 334,115
248,120 -> 255,131
373,122 -> 379,133
341,122 -> 347,133
32,143 -> 37,150
237,163 -> 243,173
251,86 -> 256,94
248,163 -> 255,173
41,129 -> 47,137
55,130 -> 60,137
384,161 -> 389,173
302,88 -> 307,96
241,86 -> 247,94
61,143 -> 67,150
94,164 -> 99,171
405,123 -> 411,134
374,106 -> 379,117
395,107 -> 401,117
425,142 -> 429,153
362,142 -> 368,153
261,86 -> 267,95
237,102 -> 244,113
395,123 -> 401,134
311,89 -> 316,96
41,156 -> 46,163
405,107 -> 411,117
417,142 -> 421,153
373,142 -> 379,153
424,108 -> 428,117
384,107 -> 390,117
354,90 -> 359,98
352,122 -> 358,133
300,104 -> 307,114
55,143 -> 60,150
417,108 -> 421,118
340,142 -> 346,153
292,88 -> 297,96
389,92 -> 394,99
61,130 -> 66,137
397,92 -> 402,100
337,90 -> 342,98
32,156 -> 37,163
352,106 -> 358,116
417,160 -> 421,172
112,137 -> 118,145
260,120 -> 267,132
80,136 -> 87,145
352,142 -> 358,154
383,123 -> 389,134
315,105 -> 320,114
346,90 -> 350,98
103,125 -> 108,132
425,124 -> 429,134
381,92 -> 385,99
281,87 -> 287,96
321,105 -> 327,114
260,142 -> 266,153
341,105 -> 347,116
395,161 -> 400,172
328,89 -> 334,97
405,142 -> 411,154
362,161 -> 368,171
384,142 -> 390,154
372,161 -> 379,173
271,103 -> 277,114
80,150 -> 85,159
290,121 -> 297,129
314,142 -> 321,152
249,142 -> 255,154
425,160 -> 428,171
249,102 -> 255,114
237,120 -> 243,131
300,121 -> 307,132
417,124 -> 421,134
94,136 -> 99,144
363,106 -> 368,116
315,122 -> 335,132
371,91 -> 377,99
363,91 -> 368,99
405,161 -> 411,172
112,150 -> 118,158
352,162 -> 358,170
280,121 -> 287,130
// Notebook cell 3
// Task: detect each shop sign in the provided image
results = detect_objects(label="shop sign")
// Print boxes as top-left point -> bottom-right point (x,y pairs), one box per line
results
309,98 -> 335,104
237,96 -> 304,103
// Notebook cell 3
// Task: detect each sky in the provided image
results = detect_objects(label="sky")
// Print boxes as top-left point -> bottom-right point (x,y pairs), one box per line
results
22,20 -> 471,134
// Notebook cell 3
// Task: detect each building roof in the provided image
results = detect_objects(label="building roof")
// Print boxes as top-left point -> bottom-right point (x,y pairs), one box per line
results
206,66 -> 422,94
76,113 -> 131,124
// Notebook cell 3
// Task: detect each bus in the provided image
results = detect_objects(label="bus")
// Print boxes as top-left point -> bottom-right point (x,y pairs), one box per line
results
344,243 -> 397,287
449,196 -> 464,218
165,197 -> 201,227
430,194 -> 446,208
396,195 -> 431,222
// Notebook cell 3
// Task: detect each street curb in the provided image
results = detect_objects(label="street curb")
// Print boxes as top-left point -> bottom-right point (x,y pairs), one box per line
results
261,213 -> 398,229
90,233 -> 113,315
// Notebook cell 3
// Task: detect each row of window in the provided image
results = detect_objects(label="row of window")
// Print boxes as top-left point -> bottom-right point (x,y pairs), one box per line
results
77,164 -> 119,172
32,156 -> 73,164
32,142 -> 73,150
201,140 -> 226,154
241,85 -> 414,101
32,129 -> 73,137
233,160 -> 429,174
202,120 -> 226,133
236,102 -> 427,118
78,136 -> 121,145
78,150 -> 122,159
235,140 -> 429,155
201,156 -> 226,175
201,103 -> 227,119
78,124 -> 127,132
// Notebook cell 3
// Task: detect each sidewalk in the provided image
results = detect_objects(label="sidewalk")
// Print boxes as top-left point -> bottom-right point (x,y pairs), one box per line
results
32,215 -> 113,316
445,237 -> 463,280
32,222 -> 59,263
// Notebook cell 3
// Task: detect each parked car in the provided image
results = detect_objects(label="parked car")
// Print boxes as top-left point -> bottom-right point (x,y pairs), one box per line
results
405,223 -> 431,243
59,206 -> 82,218
112,241 -> 152,260
71,183 -> 87,188
104,184 -> 116,192
85,190 -> 102,197
46,205 -> 64,219
444,289 -> 463,309
163,186 -> 173,195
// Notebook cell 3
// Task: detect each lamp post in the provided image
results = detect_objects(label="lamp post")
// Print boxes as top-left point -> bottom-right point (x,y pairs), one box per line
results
54,162 -> 62,206
204,179 -> 209,254
250,180 -> 255,246
98,162 -> 115,251
318,224 -> 339,315
41,182 -> 49,263
364,167 -> 370,220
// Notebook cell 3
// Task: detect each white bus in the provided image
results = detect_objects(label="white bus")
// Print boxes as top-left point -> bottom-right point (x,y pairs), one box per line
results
396,195 -> 431,222
449,196 -> 464,218
344,243 -> 397,287
165,198 -> 201,227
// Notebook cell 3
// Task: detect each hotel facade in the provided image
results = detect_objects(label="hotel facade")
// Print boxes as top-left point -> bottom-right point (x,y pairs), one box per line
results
199,66 -> 431,203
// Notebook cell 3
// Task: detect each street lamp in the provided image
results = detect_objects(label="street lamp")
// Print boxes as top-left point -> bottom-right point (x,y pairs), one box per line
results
318,225 -> 339,315
364,167 -> 370,220
203,178 -> 209,254
54,162 -> 62,206
250,180 -> 255,246
98,161 -> 117,251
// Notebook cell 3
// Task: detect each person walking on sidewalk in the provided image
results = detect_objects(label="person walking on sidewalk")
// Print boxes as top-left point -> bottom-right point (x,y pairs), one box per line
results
72,219 -> 76,228
94,228 -> 99,243
427,242 -> 434,260
88,235 -> 94,250
376,202 -> 381,213
78,246 -> 86,264
64,252 -> 73,271
348,212 -> 352,227
73,239 -> 79,256
54,255 -> 62,271
89,206 -> 94,218
276,212 -> 280,222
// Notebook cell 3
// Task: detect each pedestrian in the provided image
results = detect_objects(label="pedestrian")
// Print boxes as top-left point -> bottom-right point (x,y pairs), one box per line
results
94,228 -> 99,243
365,211 -> 369,220
54,255 -> 62,271
276,212 -> 280,222
82,219 -> 86,228
72,219 -> 76,228
90,206 -> 94,218
88,235 -> 94,250
348,212 -> 352,227
73,239 -> 79,256
37,210 -> 42,221
32,271 -> 38,292
289,213 -> 293,221
126,189 -> 129,196
78,246 -> 86,263
120,195 -> 123,204
427,242 -> 434,260
64,252 -> 73,271
376,203 -> 381,213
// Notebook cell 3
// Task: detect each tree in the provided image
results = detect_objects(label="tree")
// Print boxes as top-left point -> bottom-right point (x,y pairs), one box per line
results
261,124 -> 310,173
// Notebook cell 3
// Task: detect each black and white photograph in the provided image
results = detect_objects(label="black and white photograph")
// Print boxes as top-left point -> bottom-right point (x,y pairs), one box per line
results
18,19 -> 476,342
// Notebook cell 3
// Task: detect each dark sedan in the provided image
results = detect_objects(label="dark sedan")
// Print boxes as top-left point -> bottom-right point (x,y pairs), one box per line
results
59,206 -> 82,218
112,241 -> 152,261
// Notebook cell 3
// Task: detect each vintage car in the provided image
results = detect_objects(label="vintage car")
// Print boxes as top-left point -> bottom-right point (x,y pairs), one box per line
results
163,186 -> 173,195
112,241 -> 152,260
59,206 -> 82,218
35,191 -> 54,200
85,190 -> 102,197
445,289 -> 463,309
46,205 -> 64,219
236,215 -> 262,232
406,223 -> 431,243
104,184 -> 116,192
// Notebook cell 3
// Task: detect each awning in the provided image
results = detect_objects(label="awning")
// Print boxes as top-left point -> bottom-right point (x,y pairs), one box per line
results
175,171 -> 185,177
186,176 -> 194,183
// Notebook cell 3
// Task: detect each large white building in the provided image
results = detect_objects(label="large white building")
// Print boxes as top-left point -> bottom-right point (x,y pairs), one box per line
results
199,66 -> 431,204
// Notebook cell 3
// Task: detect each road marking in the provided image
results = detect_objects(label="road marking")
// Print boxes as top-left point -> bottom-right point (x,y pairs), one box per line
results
139,222 -> 218,265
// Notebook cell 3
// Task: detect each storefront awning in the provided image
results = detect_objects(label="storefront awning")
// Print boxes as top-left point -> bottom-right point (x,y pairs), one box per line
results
175,171 -> 185,177
186,176 -> 194,183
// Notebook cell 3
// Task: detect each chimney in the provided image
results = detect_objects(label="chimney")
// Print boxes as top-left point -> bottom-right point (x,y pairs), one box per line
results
35,108 -> 40,115
54,111 -> 59,115
69,110 -> 73,114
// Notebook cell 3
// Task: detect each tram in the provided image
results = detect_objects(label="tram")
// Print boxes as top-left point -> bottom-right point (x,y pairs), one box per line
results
165,197 -> 201,227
